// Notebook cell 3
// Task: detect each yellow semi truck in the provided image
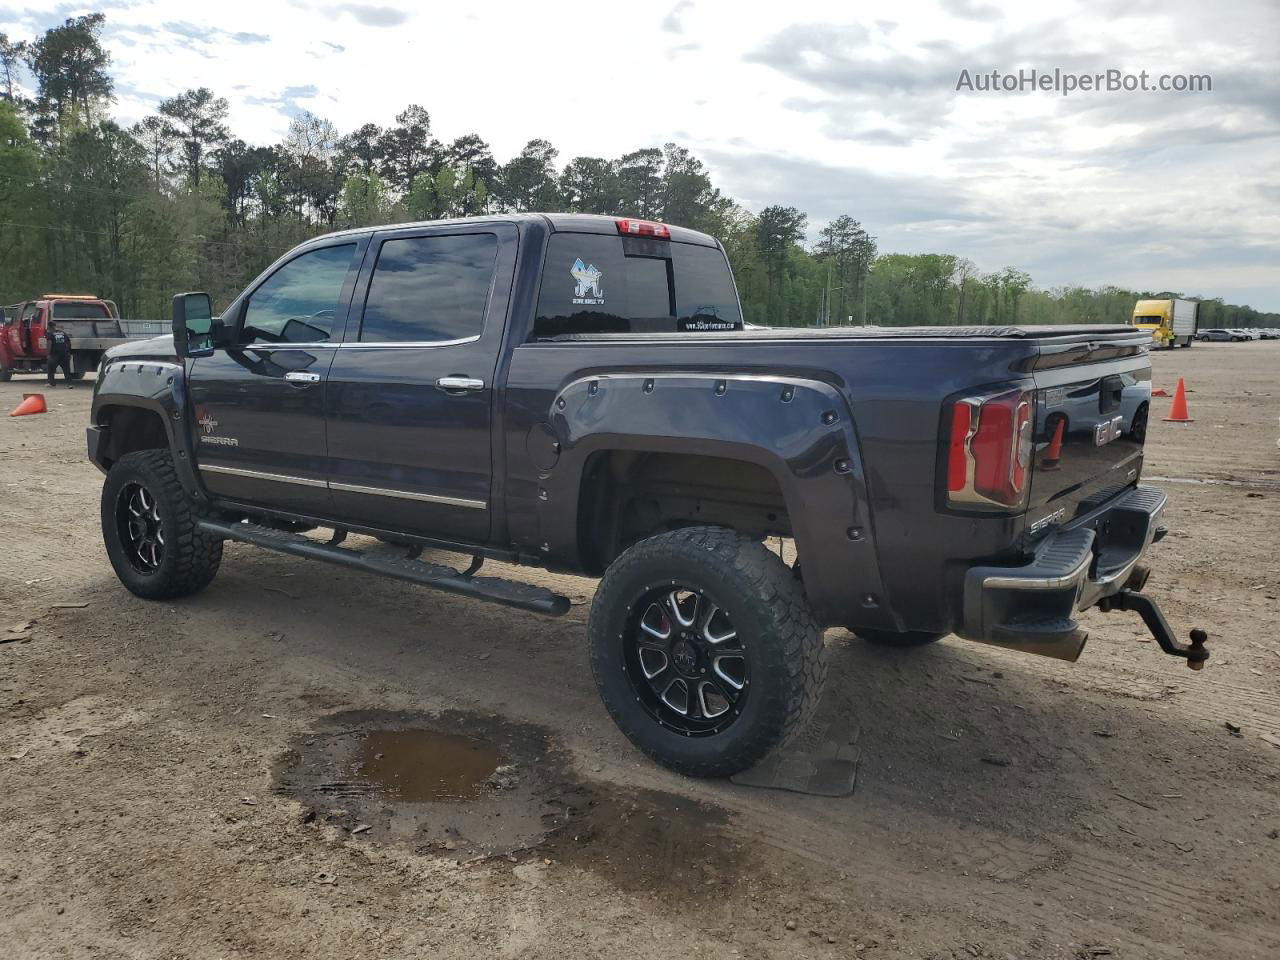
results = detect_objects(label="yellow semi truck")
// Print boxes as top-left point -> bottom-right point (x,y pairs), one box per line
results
1131,298 -> 1197,349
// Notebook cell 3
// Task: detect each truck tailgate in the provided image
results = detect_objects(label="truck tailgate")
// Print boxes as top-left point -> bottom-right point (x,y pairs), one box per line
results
1027,338 -> 1151,523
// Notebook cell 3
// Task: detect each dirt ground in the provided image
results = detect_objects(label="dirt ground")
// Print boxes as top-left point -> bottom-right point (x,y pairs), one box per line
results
2,342 -> 1278,960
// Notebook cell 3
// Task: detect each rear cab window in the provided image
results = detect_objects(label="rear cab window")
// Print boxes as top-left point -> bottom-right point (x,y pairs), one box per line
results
532,233 -> 742,339
51,300 -> 111,319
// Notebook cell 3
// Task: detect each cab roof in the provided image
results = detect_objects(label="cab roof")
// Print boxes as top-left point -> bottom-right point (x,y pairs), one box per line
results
311,213 -> 720,249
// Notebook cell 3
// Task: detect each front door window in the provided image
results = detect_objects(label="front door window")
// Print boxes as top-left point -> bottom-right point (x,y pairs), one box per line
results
240,244 -> 356,346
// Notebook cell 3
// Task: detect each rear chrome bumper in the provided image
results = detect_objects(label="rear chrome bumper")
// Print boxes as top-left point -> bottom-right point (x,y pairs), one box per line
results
960,485 -> 1168,661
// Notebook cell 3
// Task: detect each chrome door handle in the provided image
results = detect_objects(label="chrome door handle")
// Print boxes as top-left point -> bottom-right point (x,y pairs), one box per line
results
283,371 -> 321,384
435,376 -> 486,393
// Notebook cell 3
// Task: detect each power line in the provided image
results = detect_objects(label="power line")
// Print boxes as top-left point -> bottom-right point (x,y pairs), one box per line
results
0,216 -> 303,253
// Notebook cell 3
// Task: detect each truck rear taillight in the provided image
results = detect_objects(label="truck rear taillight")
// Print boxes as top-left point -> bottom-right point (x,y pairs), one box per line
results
616,218 -> 670,239
945,389 -> 1033,510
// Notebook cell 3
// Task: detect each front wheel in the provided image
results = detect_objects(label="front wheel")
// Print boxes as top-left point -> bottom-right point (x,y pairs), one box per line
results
589,526 -> 826,777
101,450 -> 223,600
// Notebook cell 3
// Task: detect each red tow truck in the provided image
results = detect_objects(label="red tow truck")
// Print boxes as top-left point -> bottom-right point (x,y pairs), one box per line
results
0,294 -> 141,381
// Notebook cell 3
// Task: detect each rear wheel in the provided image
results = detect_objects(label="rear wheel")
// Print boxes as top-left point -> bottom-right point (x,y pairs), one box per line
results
590,526 -> 826,777
101,450 -> 222,599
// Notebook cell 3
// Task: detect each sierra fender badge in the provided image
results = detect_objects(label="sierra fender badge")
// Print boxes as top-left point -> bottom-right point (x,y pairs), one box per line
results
196,408 -> 238,446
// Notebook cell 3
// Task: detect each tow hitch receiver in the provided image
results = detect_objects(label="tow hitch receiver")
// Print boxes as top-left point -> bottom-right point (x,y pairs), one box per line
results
1099,589 -> 1209,670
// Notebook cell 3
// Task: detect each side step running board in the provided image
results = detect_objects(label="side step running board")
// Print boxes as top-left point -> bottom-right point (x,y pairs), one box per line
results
198,519 -> 571,617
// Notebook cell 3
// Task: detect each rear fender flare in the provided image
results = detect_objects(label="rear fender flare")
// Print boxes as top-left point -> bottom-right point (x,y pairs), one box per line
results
538,371 -> 898,629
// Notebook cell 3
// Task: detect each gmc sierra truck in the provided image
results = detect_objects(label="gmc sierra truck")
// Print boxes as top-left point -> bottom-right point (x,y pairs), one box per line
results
86,213 -> 1208,777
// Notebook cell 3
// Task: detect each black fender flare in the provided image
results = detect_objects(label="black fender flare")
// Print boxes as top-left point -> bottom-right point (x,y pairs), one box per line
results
537,371 -> 899,630
89,358 -> 206,501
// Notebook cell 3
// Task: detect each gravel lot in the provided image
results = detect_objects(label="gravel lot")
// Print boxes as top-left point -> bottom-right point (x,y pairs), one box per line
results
2,341 -> 1278,959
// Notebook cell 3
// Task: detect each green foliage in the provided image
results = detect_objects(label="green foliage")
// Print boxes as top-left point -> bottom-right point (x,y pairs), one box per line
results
376,104 -> 437,193
0,98 -> 44,293
159,86 -> 229,188
22,14 -> 112,127
3,12 -> 1277,329
337,172 -> 391,228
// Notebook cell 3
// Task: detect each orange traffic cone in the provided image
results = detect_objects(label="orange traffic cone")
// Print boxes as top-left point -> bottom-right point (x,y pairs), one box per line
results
1163,377 -> 1193,422
8,393 -> 47,417
1152,387 -> 1169,397
1041,417 -> 1066,471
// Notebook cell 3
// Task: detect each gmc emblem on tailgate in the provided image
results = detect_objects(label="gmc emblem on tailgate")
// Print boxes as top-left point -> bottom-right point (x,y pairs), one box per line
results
1094,415 -> 1124,446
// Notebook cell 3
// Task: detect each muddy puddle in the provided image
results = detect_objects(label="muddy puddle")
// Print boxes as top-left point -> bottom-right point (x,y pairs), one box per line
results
354,729 -> 500,802
274,709 -> 746,901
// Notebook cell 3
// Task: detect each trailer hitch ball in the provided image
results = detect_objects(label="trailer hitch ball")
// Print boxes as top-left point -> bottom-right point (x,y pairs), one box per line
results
1101,590 -> 1210,670
1187,629 -> 1208,671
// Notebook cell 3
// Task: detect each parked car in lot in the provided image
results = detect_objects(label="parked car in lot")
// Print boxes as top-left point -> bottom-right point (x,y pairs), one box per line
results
1259,329 -> 1280,340
1195,329 -> 1239,341
84,213 -> 1210,776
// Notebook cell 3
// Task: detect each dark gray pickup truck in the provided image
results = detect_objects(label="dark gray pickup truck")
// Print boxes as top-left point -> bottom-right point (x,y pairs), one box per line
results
87,213 -> 1207,776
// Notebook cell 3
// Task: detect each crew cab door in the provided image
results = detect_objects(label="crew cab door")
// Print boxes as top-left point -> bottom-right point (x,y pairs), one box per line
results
324,223 -> 517,543
188,239 -> 364,515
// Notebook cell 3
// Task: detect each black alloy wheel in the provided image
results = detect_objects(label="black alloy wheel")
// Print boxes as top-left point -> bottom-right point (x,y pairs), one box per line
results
624,584 -> 749,736
117,481 -> 165,574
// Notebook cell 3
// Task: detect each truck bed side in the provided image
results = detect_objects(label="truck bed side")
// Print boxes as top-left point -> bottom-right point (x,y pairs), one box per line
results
503,328 -> 1142,633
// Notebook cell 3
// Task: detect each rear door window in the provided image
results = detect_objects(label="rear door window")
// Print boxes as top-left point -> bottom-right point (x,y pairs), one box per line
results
358,233 -> 498,343
532,234 -> 742,339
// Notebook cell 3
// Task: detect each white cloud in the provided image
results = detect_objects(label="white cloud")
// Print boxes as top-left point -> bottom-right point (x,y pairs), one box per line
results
5,0 -> 1278,308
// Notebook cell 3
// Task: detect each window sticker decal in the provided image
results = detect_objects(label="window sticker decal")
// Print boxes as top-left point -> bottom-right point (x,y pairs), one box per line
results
570,258 -> 604,305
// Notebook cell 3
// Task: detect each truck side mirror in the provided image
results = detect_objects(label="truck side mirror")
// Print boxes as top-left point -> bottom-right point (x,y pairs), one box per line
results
172,292 -> 214,357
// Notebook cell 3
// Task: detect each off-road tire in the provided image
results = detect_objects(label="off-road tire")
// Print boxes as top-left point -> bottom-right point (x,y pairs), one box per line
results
102,450 -> 223,599
68,371 -> 86,380
856,628 -> 944,648
589,526 -> 826,778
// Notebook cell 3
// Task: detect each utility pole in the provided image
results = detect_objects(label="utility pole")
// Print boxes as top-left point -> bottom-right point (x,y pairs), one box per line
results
861,235 -> 878,326
823,258 -> 832,327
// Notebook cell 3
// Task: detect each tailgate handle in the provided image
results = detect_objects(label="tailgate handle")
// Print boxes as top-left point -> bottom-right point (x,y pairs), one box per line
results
1100,375 -> 1123,413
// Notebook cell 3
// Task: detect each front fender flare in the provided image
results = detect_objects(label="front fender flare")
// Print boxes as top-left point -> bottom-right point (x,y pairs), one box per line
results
90,358 -> 205,500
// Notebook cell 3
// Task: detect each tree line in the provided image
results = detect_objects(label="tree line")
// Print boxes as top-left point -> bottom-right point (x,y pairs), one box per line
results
2,14 -> 1276,329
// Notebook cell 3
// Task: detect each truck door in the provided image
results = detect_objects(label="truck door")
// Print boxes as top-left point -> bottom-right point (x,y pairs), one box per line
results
323,223 -> 517,544
19,303 -> 41,355
188,239 -> 364,516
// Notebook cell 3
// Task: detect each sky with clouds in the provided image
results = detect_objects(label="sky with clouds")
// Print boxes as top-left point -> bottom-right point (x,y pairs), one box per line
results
4,0 -> 1278,309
